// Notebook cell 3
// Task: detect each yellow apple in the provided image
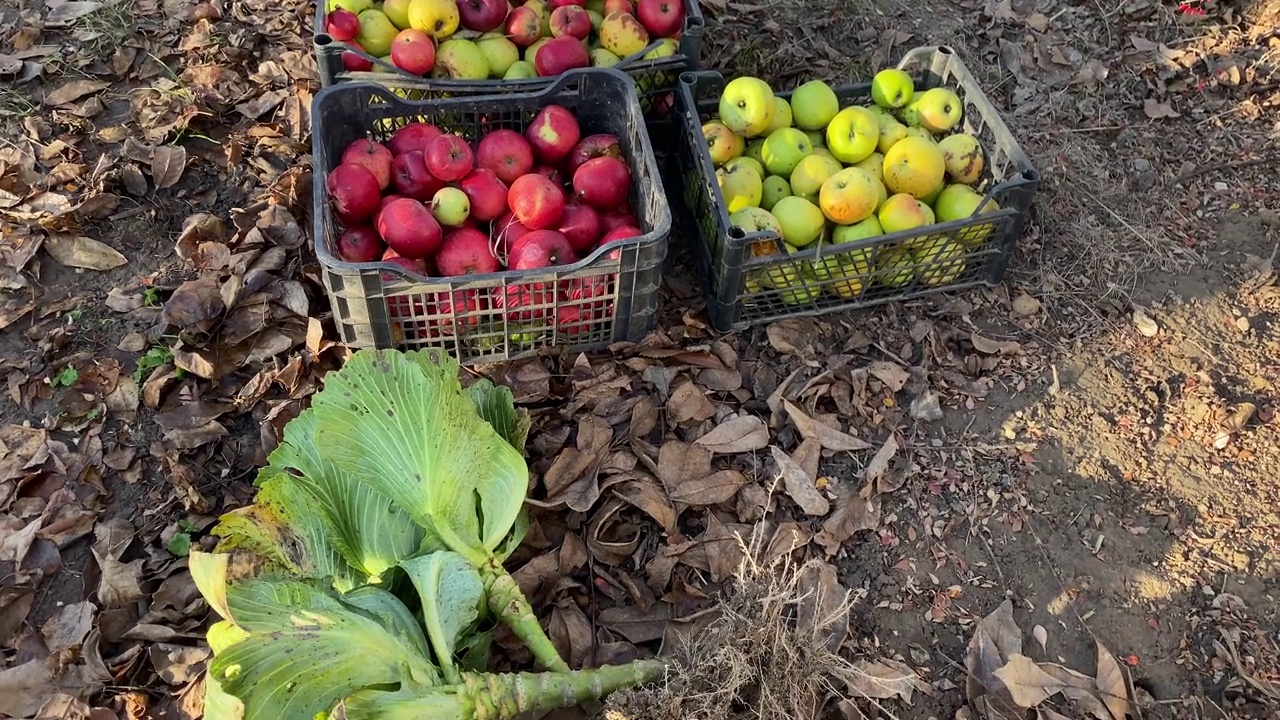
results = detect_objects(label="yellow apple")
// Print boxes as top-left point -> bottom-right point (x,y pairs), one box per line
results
876,245 -> 918,287
407,0 -> 459,38
915,236 -> 968,286
717,163 -> 763,213
356,9 -> 399,57
878,119 -> 908,154
825,106 -> 879,164
730,206 -> 782,235
761,175 -> 791,211
878,193 -> 931,235
719,76 -> 776,138
761,127 -> 813,177
703,121 -> 745,166
904,127 -> 935,143
812,147 -> 838,164
864,105 -> 896,128
771,195 -> 826,248
826,216 -> 881,298
790,79 -> 840,131
725,156 -> 765,182
381,0 -> 412,28
883,137 -> 946,199
818,167 -> 881,225
937,133 -> 985,184
790,153 -> 842,202
870,68 -> 915,109
804,130 -> 825,148
934,184 -> 1000,246
765,96 -> 793,134
913,87 -> 964,133
854,152 -> 884,184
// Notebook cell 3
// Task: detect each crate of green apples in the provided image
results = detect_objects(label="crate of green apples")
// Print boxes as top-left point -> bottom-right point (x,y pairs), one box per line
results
316,0 -> 704,128
312,68 -> 672,364
673,45 -> 1041,332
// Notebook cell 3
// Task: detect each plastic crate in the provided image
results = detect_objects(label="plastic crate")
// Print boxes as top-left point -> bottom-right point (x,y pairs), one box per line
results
673,45 -> 1042,333
311,68 -> 672,365
313,0 -> 704,139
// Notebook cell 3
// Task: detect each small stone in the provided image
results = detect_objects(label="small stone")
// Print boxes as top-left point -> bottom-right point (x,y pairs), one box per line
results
1213,181 -> 1228,191
1012,293 -> 1041,316
1132,308 -> 1159,337
118,332 -> 148,352
1234,316 -> 1249,332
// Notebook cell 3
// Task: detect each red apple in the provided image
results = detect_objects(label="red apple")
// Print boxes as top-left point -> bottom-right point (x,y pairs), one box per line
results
549,6 -> 591,39
599,209 -> 638,234
525,105 -> 580,165
650,91 -> 675,118
558,200 -> 601,254
533,35 -> 590,76
555,305 -> 590,335
325,8 -> 360,41
425,134 -> 475,182
603,0 -> 633,16
341,138 -> 394,190
476,129 -> 535,186
342,42 -> 374,72
327,163 -> 382,222
436,227 -> 500,275
392,150 -> 445,201
508,174 -> 566,230
495,283 -> 555,322
391,29 -> 436,75
380,193 -> 406,212
337,225 -> 384,263
428,290 -> 482,334
459,168 -> 509,222
505,6 -> 543,47
510,229 -> 576,269
380,253 -> 428,281
376,197 -> 443,259
600,225 -> 643,245
635,0 -> 684,37
567,133 -> 622,176
573,156 -> 631,210
533,164 -> 565,188
389,122 -> 444,156
548,0 -> 585,7
494,211 -> 532,258
457,0 -> 509,32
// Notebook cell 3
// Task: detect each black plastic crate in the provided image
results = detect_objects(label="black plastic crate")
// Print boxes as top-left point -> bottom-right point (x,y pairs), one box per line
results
313,0 -> 704,141
673,45 -> 1041,333
312,68 -> 672,365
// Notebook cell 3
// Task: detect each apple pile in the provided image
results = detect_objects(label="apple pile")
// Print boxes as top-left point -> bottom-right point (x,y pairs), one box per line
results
325,103 -> 645,337
699,68 -> 1002,306
324,0 -> 688,81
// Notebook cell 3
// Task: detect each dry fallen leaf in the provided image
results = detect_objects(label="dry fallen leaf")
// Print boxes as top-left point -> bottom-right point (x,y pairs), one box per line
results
1033,624 -> 1048,652
771,445 -> 828,516
993,654 -> 1068,708
694,414 -> 768,454
970,332 -> 1022,356
150,145 -> 187,189
44,235 -> 128,270
784,399 -> 872,451
1094,640 -> 1133,720
846,658 -> 930,702
44,79 -> 111,106
1142,97 -> 1180,119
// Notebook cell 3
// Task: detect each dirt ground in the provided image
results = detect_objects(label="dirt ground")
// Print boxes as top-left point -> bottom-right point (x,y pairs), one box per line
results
1,0 -> 1278,718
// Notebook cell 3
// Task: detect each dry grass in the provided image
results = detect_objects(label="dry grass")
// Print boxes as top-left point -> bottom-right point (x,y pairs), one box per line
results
600,518 -> 905,720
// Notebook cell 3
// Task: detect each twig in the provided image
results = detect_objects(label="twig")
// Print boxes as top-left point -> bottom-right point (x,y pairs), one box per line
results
1174,153 -> 1280,184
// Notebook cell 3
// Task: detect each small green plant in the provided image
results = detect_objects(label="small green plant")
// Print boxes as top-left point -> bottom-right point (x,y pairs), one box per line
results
51,366 -> 79,387
143,287 -> 162,306
167,519 -> 199,556
133,346 -> 174,383
191,349 -> 664,719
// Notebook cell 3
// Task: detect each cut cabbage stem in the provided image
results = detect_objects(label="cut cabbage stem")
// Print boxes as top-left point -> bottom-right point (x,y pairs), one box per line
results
483,560 -> 571,674
346,661 -> 669,719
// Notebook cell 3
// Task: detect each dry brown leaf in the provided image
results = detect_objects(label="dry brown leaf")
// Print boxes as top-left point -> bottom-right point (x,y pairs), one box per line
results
0,588 -> 34,647
965,599 -> 1024,705
44,79 -> 110,106
766,318 -> 817,356
612,476 -> 677,534
847,658 -> 929,702
150,145 -> 187,190
1094,640 -> 1133,720
41,601 -> 95,654
795,560 -> 849,653
45,0 -> 105,26
44,235 -> 128,270
813,480 -> 880,555
1142,97 -> 1180,119
667,382 -> 716,424
771,445 -> 828,516
864,434 -> 899,486
867,361 -> 910,392
1037,663 -> 1115,720
93,550 -> 145,607
970,333 -> 1022,356
693,414 -> 768,454
993,654 -> 1068,708
548,603 -> 594,670
597,603 -> 673,644
784,399 -> 872,451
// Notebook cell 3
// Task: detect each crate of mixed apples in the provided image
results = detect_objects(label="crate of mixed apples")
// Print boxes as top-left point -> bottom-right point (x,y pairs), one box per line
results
312,68 -> 672,364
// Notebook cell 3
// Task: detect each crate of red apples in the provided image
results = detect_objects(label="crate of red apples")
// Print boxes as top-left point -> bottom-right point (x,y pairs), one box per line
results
315,0 -> 704,131
312,68 -> 672,363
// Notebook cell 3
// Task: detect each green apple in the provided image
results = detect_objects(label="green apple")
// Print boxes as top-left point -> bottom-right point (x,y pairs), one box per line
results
331,0 -> 373,13
934,184 -> 1000,246
761,175 -> 791,211
824,216 -> 881,298
913,87 -> 964,133
718,76 -> 777,137
765,96 -> 793,134
380,0 -> 412,27
590,48 -> 621,67
504,60 -> 537,79
789,153 -> 842,202
703,121 -> 745,166
778,267 -> 822,305
904,126 -> 934,143
477,32 -> 519,78
644,38 -> 679,59
804,130 -> 825,148
525,37 -> 551,68
825,106 -> 879,164
729,206 -> 783,235
355,9 -> 399,57
878,193 -> 930,235
916,236 -> 967,286
811,147 -> 838,164
725,156 -> 765,181
761,127 -> 813,177
864,105 -> 896,128
745,139 -> 765,165
790,79 -> 840,130
870,68 -> 915,109
877,119 -> 908,154
587,9 -> 603,30
876,245 -> 918,288
716,163 -> 763,213
771,195 -> 826,248
898,100 -> 921,127
431,187 -> 470,226
434,38 -> 489,79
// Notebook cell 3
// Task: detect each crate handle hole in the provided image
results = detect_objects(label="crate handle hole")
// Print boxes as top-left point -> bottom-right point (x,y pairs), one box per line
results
728,226 -> 746,241
1022,168 -> 1042,183
316,33 -> 333,47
